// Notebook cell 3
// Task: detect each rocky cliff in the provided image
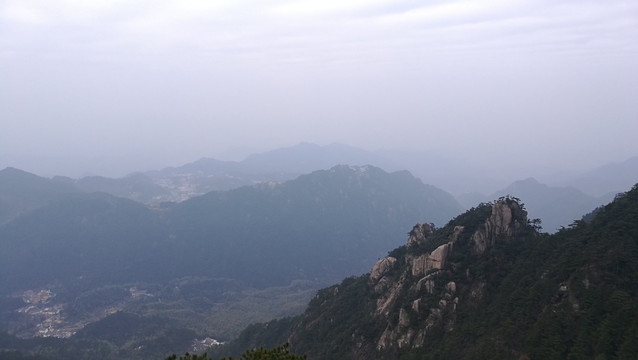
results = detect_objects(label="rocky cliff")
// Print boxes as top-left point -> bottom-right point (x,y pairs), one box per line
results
365,199 -> 529,354
212,186 -> 638,360
279,198 -> 534,359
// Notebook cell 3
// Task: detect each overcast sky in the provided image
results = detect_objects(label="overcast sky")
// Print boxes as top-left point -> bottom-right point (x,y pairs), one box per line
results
1,0 -> 637,178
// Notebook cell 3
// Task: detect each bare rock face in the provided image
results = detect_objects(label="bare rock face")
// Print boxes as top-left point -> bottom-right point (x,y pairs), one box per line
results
471,200 -> 527,254
409,243 -> 450,277
451,225 -> 464,242
375,228 -> 461,351
371,199 -> 529,354
416,274 -> 436,294
370,257 -> 397,283
376,272 -> 459,352
293,198 -> 530,359
370,257 -> 398,294
405,223 -> 452,277
407,222 -> 434,246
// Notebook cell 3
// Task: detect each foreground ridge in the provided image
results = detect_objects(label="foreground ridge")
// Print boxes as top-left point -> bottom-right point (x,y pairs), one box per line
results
214,188 -> 638,359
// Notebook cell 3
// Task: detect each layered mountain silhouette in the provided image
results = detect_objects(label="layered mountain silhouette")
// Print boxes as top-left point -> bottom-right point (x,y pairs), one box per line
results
10,143 -> 632,211
1,148 -> 636,359
0,164 -> 462,294
0,164 -> 463,358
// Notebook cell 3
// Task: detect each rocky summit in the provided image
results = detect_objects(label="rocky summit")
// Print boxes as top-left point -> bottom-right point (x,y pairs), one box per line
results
213,186 -> 638,359
285,198 -> 533,359
368,200 -> 528,353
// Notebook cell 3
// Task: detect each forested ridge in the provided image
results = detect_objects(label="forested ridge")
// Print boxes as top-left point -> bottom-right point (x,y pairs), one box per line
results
211,184 -> 638,359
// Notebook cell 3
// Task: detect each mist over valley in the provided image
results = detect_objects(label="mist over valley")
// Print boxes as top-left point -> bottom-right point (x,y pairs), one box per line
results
1,142 -> 637,359
1,0 -> 637,358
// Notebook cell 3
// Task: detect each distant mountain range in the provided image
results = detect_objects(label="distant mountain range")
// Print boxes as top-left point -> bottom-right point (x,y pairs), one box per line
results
1,154 -> 636,359
4,140 -> 636,234
11,143 -> 632,234
38,143 -> 397,204
0,164 -> 462,357
0,164 -> 462,293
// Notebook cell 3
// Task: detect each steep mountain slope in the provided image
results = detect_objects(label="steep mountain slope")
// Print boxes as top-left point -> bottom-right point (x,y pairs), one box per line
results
214,183 -> 638,360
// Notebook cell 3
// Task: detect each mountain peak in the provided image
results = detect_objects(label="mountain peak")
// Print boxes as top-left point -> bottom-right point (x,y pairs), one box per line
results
471,198 -> 528,254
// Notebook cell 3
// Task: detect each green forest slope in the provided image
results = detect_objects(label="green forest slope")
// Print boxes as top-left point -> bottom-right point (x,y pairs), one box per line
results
213,183 -> 638,360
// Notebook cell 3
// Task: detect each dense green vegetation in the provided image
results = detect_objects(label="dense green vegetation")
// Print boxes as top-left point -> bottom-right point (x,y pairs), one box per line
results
442,186 -> 638,360
166,343 -> 306,360
213,184 -> 638,359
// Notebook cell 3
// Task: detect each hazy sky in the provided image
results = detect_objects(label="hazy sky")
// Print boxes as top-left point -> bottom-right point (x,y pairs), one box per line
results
1,0 -> 637,178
